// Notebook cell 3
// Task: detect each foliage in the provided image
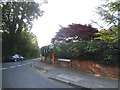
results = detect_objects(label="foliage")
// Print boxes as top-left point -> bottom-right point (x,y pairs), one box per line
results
95,25 -> 119,41
51,24 -> 99,43
1,2 -> 44,60
41,40 -> 119,67
2,31 -> 40,60
2,2 -> 43,32
94,0 -> 120,42
96,0 -> 120,26
18,31 -> 40,59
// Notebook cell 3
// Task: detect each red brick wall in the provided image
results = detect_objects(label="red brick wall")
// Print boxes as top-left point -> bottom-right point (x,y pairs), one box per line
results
42,57 -> 119,79
59,62 -> 69,67
54,58 -> 119,79
71,60 -> 119,79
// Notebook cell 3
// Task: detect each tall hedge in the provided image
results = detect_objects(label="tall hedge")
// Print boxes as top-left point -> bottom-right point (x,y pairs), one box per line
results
41,40 -> 119,67
53,40 -> 119,67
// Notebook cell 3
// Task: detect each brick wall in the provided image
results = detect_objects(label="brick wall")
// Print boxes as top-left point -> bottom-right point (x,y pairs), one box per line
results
71,60 -> 119,79
42,56 -> 119,79
55,58 -> 119,79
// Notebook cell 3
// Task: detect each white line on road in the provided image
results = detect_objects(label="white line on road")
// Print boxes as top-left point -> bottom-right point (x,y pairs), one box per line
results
17,65 -> 22,67
9,66 -> 16,68
2,68 -> 7,70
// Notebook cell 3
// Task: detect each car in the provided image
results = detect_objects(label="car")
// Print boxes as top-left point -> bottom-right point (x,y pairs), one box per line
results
9,54 -> 24,62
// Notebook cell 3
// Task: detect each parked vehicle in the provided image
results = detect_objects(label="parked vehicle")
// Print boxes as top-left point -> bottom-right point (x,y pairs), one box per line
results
8,54 -> 24,62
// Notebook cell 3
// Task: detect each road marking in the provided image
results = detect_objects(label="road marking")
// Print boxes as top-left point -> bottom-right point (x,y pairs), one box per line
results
2,68 -> 7,70
17,65 -> 22,67
9,66 -> 16,68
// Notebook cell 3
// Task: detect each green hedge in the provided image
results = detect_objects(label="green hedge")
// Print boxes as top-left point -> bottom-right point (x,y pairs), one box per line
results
54,41 -> 120,66
41,40 -> 119,67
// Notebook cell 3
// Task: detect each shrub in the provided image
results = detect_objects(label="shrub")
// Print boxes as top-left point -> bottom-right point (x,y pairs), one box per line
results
41,40 -> 119,67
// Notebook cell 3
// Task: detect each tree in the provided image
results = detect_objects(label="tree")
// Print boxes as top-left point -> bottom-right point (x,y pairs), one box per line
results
94,0 -> 120,41
1,1 -> 44,59
2,29 -> 41,59
95,25 -> 118,41
97,0 -> 119,26
2,2 -> 43,32
17,31 -> 40,59
51,23 -> 98,43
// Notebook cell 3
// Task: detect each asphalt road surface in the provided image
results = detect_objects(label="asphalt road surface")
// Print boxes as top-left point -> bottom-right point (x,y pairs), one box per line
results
2,58 -> 73,88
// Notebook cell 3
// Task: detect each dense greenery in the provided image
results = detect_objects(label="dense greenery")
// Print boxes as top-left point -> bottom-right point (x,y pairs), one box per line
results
41,40 -> 119,67
1,1 -> 44,60
2,30 -> 40,60
95,25 -> 119,41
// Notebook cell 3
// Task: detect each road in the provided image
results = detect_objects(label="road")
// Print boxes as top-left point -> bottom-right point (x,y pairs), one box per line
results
2,58 -> 73,88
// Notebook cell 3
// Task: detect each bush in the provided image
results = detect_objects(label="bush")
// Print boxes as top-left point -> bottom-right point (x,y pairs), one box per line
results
41,40 -> 119,67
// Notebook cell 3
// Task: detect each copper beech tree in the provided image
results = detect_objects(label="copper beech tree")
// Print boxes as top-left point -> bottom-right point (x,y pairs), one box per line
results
51,24 -> 99,43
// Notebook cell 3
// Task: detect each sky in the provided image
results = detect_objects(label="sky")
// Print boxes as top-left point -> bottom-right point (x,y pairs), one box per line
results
31,0 -> 105,47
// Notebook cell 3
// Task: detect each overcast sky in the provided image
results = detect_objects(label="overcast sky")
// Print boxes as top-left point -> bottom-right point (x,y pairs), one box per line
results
31,0 -> 105,47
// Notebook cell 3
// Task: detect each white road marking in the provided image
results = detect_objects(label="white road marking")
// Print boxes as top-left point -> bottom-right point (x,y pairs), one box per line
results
2,68 -> 7,70
9,66 -> 16,68
17,65 -> 22,67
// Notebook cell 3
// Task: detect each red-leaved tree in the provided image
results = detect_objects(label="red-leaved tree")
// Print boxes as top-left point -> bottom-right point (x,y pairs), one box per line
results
51,23 -> 98,43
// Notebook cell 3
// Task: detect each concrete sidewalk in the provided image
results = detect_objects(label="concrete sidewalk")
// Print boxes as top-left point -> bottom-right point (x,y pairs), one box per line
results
31,60 -> 119,89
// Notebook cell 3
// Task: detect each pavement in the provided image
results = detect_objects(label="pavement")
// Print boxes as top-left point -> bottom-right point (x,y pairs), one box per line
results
31,59 -> 119,89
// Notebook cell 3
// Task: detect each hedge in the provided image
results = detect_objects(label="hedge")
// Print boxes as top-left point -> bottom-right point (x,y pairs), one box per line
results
41,40 -> 119,67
